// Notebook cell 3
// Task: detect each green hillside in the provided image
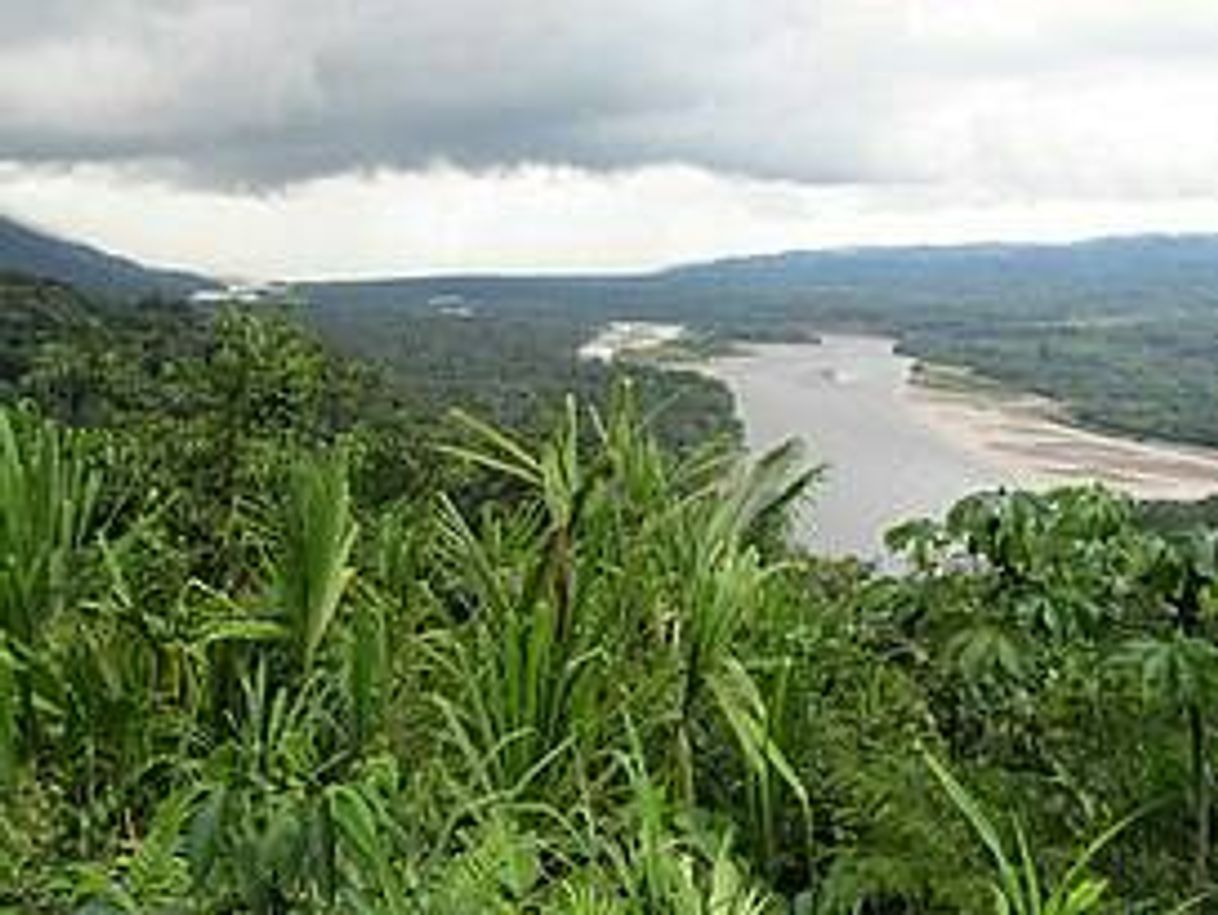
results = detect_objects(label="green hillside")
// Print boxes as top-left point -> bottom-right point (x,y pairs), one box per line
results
0,215 -> 214,300
2,278 -> 1218,911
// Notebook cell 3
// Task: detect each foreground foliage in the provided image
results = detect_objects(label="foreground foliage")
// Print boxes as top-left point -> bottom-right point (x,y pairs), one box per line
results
2,301 -> 1217,911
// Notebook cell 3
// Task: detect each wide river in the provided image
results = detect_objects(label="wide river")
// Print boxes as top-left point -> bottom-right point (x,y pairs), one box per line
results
700,335 -> 1218,560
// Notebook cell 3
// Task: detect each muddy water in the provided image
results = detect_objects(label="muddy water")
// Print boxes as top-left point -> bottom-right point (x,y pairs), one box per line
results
701,336 -> 1218,560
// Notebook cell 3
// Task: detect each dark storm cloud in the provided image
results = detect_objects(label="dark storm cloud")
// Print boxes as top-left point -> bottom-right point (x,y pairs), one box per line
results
2,1 -> 1218,189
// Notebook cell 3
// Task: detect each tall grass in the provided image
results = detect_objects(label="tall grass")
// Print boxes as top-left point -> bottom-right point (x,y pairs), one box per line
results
3,375 -> 1213,910
0,407 -> 102,766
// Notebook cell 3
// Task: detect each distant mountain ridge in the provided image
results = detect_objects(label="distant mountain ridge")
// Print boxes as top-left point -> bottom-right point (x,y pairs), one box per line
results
300,232 -> 1218,323
662,234 -> 1218,290
670,233 -> 1218,270
0,214 -> 215,300
4,212 -> 1218,312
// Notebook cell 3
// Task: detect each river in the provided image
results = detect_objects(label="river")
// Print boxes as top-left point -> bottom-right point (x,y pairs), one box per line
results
700,335 -> 1218,560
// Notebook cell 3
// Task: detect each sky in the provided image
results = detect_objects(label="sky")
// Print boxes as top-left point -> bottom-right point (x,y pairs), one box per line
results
4,0 -> 1218,279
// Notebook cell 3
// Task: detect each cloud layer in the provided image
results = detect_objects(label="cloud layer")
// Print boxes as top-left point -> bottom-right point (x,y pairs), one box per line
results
5,0 -> 1218,193
6,2 -> 1218,277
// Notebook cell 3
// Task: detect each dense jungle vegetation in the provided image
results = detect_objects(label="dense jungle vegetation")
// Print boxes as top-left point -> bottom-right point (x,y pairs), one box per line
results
7,271 -> 1218,911
303,235 -> 1218,448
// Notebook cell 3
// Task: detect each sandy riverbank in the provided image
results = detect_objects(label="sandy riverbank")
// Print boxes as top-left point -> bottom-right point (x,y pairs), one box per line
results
693,337 -> 1002,556
606,331 -> 1218,556
904,369 -> 1218,502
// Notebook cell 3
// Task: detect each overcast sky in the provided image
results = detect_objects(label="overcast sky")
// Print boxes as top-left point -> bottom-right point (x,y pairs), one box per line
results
4,0 -> 1218,278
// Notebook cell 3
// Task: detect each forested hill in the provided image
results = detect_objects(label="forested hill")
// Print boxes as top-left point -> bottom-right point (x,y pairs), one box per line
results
5,218 -> 1215,316
302,233 -> 1218,319
300,233 -> 1218,354
301,233 -> 1218,447
671,234 -> 1218,294
7,267 -> 1218,909
9,218 -> 1218,447
0,214 -> 215,300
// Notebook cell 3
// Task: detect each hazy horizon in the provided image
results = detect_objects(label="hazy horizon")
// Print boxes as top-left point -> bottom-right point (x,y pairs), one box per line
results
15,206 -> 1218,285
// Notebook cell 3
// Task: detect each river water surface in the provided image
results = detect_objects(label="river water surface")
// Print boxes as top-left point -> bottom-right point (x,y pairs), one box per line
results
703,337 -> 1002,558
701,336 -> 1218,560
